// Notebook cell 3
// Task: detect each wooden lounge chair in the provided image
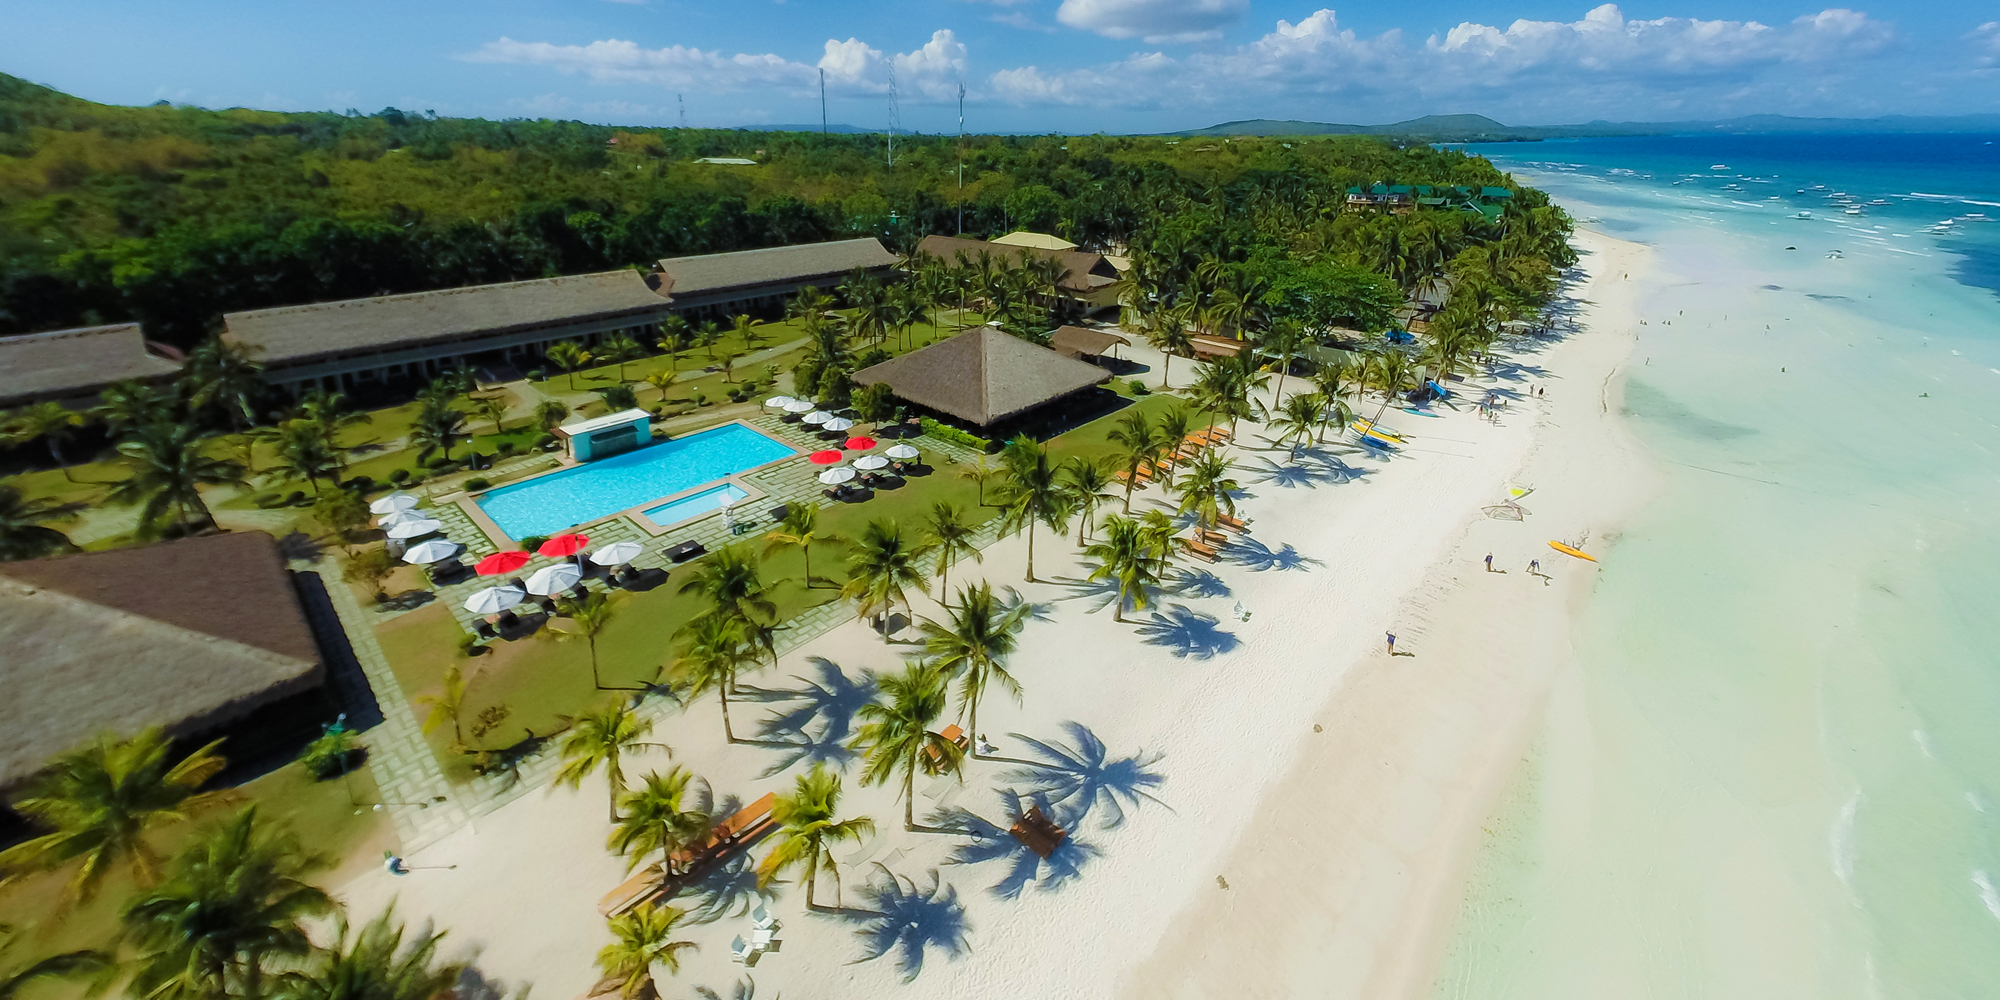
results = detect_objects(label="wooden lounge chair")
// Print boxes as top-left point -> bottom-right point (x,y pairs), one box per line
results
1216,512 -> 1249,532
598,864 -> 667,918
1009,804 -> 1068,859
924,724 -> 970,767
663,792 -> 778,882
1180,537 -> 1219,562
1197,527 -> 1228,546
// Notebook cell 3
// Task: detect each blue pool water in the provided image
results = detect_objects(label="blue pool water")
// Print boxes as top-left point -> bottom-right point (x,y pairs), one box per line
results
476,424 -> 795,539
643,483 -> 749,526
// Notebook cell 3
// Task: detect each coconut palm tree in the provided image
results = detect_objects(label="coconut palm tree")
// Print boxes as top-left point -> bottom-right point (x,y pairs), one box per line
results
600,333 -> 644,382
1271,391 -> 1324,463
994,436 -> 1071,583
556,702 -> 668,824
918,581 -> 1030,756
550,591 -> 620,690
956,454 -> 1000,507
417,663 -> 472,753
268,904 -> 462,1000
597,904 -> 696,1000
0,925 -> 108,1000
608,768 -> 710,874
1084,515 -> 1171,623
756,764 -> 875,910
3,402 -> 84,482
0,728 -> 227,902
1061,456 -> 1117,545
676,543 -> 775,630
271,419 -> 339,492
1174,450 -> 1240,530
642,371 -> 676,406
472,395 -> 508,436
0,484 -> 75,561
920,501 -> 980,596
1145,311 -> 1195,390
763,502 -> 837,588
1106,410 -> 1162,513
656,316 -> 694,372
410,396 -> 466,463
121,808 -> 332,1000
841,519 -> 925,638
670,614 -> 752,742
1154,404 -> 1195,480
546,341 -> 593,389
181,335 -> 267,431
849,664 -> 960,831
1315,393 -> 1356,445
91,380 -> 176,438
1261,318 -> 1310,402
730,314 -> 767,353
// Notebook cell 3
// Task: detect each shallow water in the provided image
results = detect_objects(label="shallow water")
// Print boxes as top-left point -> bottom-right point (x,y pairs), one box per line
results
1433,135 -> 2000,998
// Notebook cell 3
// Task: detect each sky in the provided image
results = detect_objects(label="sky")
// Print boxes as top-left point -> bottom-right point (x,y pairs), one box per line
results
4,0 -> 2000,133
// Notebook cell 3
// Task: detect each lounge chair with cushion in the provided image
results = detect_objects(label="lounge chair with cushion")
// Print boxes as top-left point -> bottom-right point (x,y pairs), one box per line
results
730,936 -> 751,964
1180,537 -> 1220,562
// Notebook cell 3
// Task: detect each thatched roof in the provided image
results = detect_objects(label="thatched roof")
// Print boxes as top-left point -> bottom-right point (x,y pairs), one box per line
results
852,327 -> 1109,427
0,532 -> 322,789
914,236 -> 1119,296
1050,326 -> 1129,359
0,324 -> 183,408
656,238 -> 895,297
223,270 -> 674,366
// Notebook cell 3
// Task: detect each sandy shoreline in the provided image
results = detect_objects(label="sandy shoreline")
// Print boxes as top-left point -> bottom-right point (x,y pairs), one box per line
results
332,230 -> 1660,1000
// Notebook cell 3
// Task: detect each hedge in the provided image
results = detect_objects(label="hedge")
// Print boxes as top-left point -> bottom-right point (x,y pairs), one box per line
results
919,417 -> 994,452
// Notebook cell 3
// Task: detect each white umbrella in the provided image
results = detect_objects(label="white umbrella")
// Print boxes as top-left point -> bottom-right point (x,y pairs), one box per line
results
401,539 -> 460,565
802,410 -> 834,425
885,443 -> 920,459
464,585 -> 524,615
783,399 -> 815,414
370,492 -> 418,515
853,454 -> 889,470
385,518 -> 443,540
378,508 -> 427,528
764,395 -> 798,409
589,541 -> 644,567
822,417 -> 856,432
525,563 -> 582,596
818,467 -> 856,485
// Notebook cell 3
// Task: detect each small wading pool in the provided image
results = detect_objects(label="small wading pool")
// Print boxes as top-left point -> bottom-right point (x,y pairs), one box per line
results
644,483 -> 750,527
475,423 -> 795,539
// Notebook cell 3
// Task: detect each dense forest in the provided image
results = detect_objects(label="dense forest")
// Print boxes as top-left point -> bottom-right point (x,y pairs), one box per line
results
0,71 -> 1563,350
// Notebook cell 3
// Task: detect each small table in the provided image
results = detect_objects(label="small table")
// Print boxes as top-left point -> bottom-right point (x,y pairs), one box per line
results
665,540 -> 706,563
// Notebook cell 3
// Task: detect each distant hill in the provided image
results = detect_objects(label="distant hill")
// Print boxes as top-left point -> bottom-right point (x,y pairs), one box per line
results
728,123 -> 876,134
1178,113 -> 2000,142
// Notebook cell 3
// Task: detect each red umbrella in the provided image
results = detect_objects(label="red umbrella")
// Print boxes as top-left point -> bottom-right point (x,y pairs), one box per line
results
474,550 -> 532,576
808,450 -> 844,465
539,533 -> 591,558
845,436 -> 878,450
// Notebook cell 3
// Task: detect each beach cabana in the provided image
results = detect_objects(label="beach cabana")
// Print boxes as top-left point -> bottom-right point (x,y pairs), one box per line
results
851,327 -> 1112,431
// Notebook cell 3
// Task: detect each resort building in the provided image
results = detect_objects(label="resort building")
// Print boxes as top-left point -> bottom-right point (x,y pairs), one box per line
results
1049,325 -> 1131,365
914,235 -> 1124,312
222,270 -> 677,395
1345,183 -> 1513,221
0,531 -> 328,791
852,326 -> 1112,431
655,238 -> 897,321
554,408 -> 654,461
0,322 -> 184,409
988,231 -> 1077,251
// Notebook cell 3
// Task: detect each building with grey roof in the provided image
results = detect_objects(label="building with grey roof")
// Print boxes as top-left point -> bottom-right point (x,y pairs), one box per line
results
0,323 -> 184,410
223,269 -> 675,394
852,326 -> 1111,429
656,238 -> 896,320
915,235 -> 1122,311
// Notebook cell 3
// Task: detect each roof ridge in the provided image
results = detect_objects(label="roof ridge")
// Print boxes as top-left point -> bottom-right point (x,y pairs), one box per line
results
0,575 -> 317,673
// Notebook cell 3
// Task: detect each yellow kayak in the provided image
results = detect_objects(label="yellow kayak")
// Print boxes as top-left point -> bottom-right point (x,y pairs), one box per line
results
1548,541 -> 1597,562
1350,419 -> 1404,444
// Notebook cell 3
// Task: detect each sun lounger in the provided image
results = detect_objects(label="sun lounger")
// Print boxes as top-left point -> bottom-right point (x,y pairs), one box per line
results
665,540 -> 706,563
1197,527 -> 1228,546
1216,512 -> 1249,532
752,900 -> 779,931
597,864 -> 666,918
1180,537 -> 1219,562
923,724 -> 970,768
750,927 -> 777,950
730,935 -> 751,964
665,792 -> 778,877
1009,804 -> 1068,859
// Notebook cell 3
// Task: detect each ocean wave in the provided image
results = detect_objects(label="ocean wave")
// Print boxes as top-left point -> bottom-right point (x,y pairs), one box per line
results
1831,791 -> 1862,889
1907,192 -> 1958,201
1973,871 -> 2000,925
1913,729 -> 1936,758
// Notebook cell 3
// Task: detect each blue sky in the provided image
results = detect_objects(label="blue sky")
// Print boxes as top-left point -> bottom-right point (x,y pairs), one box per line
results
4,0 -> 1999,132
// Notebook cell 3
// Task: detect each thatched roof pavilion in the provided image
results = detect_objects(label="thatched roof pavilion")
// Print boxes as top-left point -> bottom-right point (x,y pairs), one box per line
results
852,327 -> 1111,429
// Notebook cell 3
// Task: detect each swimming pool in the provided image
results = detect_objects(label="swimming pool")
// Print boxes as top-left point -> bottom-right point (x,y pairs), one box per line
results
643,483 -> 749,527
475,423 -> 795,539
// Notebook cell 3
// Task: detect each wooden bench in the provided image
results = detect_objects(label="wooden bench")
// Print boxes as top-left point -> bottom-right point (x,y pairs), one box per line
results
1180,537 -> 1219,562
1216,512 -> 1249,533
923,724 -> 970,768
599,792 -> 778,917
1009,804 -> 1067,859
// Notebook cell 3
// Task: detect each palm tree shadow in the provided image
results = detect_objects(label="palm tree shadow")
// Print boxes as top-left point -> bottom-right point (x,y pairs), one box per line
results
752,658 -> 876,776
671,852 -> 764,925
1243,455 -> 1347,490
1043,573 -> 1122,614
1224,537 -> 1322,573
1001,722 -> 1170,831
941,792 -> 1100,900
836,867 -> 971,982
1168,567 -> 1230,599
1132,604 -> 1239,659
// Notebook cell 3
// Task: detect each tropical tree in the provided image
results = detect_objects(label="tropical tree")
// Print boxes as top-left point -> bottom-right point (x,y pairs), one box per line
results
535,399 -> 573,432
121,808 -> 332,1000
918,581 -> 1030,755
342,546 -> 399,604
670,614 -> 751,742
993,436 -> 1071,582
270,419 -> 339,492
676,543 -> 775,629
4,402 -> 84,481
1060,456 -> 1117,545
472,395 -> 508,436
269,904 -> 463,1000
547,341 -> 593,389
601,334 -> 644,382
181,335 -> 266,431
1144,312 -> 1194,389
642,371 -> 676,406
729,314 -> 766,353
1106,409 -> 1161,513
1084,514 -> 1172,623
417,663 -> 472,752
410,395 -> 467,463
597,904 -> 696,1000
840,519 -> 925,638
549,591 -> 620,690
756,764 -> 875,910
656,316 -> 694,372
955,454 -> 1000,507
608,768 -> 710,874
555,702 -> 667,823
92,379 -> 176,438
0,924 -> 108,1000
1154,404 -> 1195,481
849,664 -> 960,831
0,729 -> 227,902
1315,393 -> 1356,444
1271,391 -> 1325,462
764,502 -> 835,589
920,500 -> 980,595
0,484 -> 74,561
1260,319 -> 1311,402
1174,449 -> 1241,529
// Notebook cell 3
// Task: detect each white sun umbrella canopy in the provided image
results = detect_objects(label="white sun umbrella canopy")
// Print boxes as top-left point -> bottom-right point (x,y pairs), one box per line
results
783,399 -> 815,414
822,417 -> 856,432
764,395 -> 798,409
802,410 -> 835,425
853,454 -> 889,470
589,541 -> 644,567
384,518 -> 443,540
464,585 -> 525,615
818,466 -> 857,485
885,443 -> 920,460
525,563 -> 582,596
401,539 -> 460,565
369,492 -> 419,515
378,508 -> 427,527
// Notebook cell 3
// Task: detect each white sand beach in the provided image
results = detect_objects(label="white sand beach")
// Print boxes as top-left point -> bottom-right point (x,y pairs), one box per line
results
334,229 -> 1656,1000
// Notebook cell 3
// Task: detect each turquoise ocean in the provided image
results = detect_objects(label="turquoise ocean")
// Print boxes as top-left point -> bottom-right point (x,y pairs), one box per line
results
1432,135 -> 2000,998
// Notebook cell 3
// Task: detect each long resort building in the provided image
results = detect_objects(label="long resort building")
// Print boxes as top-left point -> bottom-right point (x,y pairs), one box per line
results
0,322 -> 184,409
655,237 -> 896,320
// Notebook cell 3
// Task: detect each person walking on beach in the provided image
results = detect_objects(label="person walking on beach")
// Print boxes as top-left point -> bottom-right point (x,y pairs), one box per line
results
1386,631 -> 1397,654
1484,553 -> 1494,572
1528,558 -> 1540,575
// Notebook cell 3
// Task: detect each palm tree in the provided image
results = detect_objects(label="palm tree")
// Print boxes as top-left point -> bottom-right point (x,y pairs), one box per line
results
1145,312 -> 1194,389
121,808 -> 332,1000
550,591 -> 620,690
1271,391 -> 1324,462
269,904 -> 462,1000
1261,319 -> 1310,402
730,314 -> 767,353
920,500 -> 980,595
918,582 -> 1030,755
993,436 -> 1071,582
547,341 -> 593,389
677,543 -> 775,631
4,402 -> 84,481
0,484 -> 75,561
956,454 -> 1000,507
849,664 -> 960,831
601,334 -> 643,382
642,371 -> 676,406
92,379 -> 175,438
756,764 -> 875,910
656,316 -> 693,372
536,399 -> 573,431
1084,515 -> 1170,623
597,904 -> 696,1000
1174,449 -> 1240,530
181,335 -> 266,431
271,419 -> 339,492
0,729 -> 227,902
608,768 -> 710,874
0,925 -> 108,1000
472,395 -> 509,435
556,702 -> 667,823
410,396 -> 466,462
1061,456 -> 1117,545
1315,393 -> 1356,445
417,663 -> 472,753
671,614 -> 752,742
841,519 -> 924,638
1106,409 -> 1161,513
764,502 -> 837,589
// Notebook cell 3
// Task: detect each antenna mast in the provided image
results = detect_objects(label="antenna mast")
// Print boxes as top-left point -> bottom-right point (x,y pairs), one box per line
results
956,82 -> 966,235
886,61 -> 900,169
820,69 -> 827,140
677,94 -> 686,129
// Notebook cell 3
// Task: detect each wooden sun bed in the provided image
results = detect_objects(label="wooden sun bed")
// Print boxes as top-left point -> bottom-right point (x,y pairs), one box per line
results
1197,527 -> 1229,546
1180,537 -> 1220,562
1216,512 -> 1249,532
1009,804 -> 1068,859
598,791 -> 778,917
923,724 -> 970,768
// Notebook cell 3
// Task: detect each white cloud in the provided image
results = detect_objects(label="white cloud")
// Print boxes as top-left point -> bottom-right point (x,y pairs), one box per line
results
991,11 -> 1060,32
467,30 -> 965,100
1975,22 -> 2000,67
818,30 -> 968,98
1056,0 -> 1250,43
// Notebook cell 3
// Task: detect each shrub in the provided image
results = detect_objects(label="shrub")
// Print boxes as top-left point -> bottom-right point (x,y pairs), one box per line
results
1128,379 -> 1151,396
458,632 -> 487,658
855,348 -> 892,370
526,369 -> 545,381
918,416 -> 992,451
427,456 -> 457,471
299,725 -> 360,780
597,384 -> 639,411
464,478 -> 491,492
389,469 -> 411,483
253,492 -> 283,509
792,355 -> 825,397
521,535 -> 550,552
854,382 -> 898,422
496,440 -> 518,456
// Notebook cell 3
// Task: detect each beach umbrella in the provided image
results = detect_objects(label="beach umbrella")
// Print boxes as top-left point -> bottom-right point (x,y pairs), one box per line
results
589,541 -> 644,567
385,518 -> 442,540
853,454 -> 889,471
818,467 -> 856,485
463,585 -> 524,615
808,450 -> 844,465
764,395 -> 799,409
802,410 -> 834,425
370,492 -> 419,515
378,508 -> 428,528
844,436 -> 878,451
885,443 -> 920,460
474,550 -> 532,576
783,399 -> 815,414
401,539 -> 460,565
525,563 -> 582,596
539,533 -> 590,558
822,417 -> 855,432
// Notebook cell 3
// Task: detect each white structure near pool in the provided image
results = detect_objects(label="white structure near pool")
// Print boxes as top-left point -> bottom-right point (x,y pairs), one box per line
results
553,408 -> 653,461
